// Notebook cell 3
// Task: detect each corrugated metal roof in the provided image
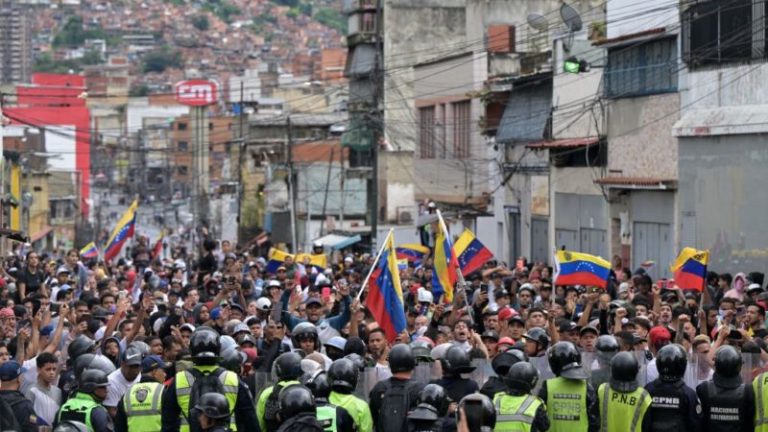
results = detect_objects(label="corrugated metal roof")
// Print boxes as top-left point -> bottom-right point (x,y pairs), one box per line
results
496,80 -> 552,144
249,112 -> 348,127
594,176 -> 677,189
526,136 -> 599,149
673,105 -> 768,137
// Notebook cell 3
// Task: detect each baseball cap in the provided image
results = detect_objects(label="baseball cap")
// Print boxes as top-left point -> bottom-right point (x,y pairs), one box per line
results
481,330 -> 499,342
232,323 -> 250,336
256,297 -> 272,311
141,355 -> 167,373
0,361 -> 25,381
210,307 -> 222,320
0,308 -> 14,319
559,321 -> 578,333
579,325 -> 599,336
498,337 -> 515,347
56,266 -> 71,276
498,307 -> 514,322
40,324 -> 55,337
122,347 -> 143,366
648,326 -> 672,346
180,323 -> 196,333
267,280 -> 281,288
618,282 -> 630,294
305,298 -> 323,308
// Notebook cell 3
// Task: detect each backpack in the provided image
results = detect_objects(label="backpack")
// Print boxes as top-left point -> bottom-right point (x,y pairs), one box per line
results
377,381 -> 412,432
186,367 -> 227,418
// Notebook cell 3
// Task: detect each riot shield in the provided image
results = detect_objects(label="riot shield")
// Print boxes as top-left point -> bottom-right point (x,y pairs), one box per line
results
686,351 -> 713,389
412,362 -> 435,386
467,359 -> 494,388
633,349 -> 649,387
529,356 -> 554,395
251,371 -> 275,402
588,349 -> 613,390
743,352 -> 760,385
355,366 -> 390,402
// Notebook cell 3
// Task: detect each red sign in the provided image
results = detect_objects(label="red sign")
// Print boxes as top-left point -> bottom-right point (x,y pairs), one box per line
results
175,80 -> 218,106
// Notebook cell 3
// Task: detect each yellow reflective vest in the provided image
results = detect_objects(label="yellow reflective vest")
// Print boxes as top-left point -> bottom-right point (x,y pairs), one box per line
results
124,381 -> 164,432
493,393 -> 544,432
175,365 -> 239,432
597,383 -> 651,432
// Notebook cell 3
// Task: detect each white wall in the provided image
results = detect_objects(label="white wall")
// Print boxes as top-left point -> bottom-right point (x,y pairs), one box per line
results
606,0 -> 679,39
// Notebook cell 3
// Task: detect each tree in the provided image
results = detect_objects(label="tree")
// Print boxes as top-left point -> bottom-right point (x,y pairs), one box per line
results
129,84 -> 150,97
80,50 -> 103,66
191,15 -> 210,31
314,8 -> 346,34
142,47 -> 183,73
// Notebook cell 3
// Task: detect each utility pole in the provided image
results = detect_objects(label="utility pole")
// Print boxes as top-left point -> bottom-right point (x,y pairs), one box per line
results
370,0 -> 384,247
319,148 -> 335,236
237,81 -> 245,244
286,116 -> 297,252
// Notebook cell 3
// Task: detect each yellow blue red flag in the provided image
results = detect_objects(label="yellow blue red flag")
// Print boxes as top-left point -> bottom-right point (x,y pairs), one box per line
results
670,247 -> 709,291
553,250 -> 611,289
104,200 -> 138,261
366,234 -> 406,342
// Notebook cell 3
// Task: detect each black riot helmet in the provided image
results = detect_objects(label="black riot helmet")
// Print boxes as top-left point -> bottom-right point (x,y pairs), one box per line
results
189,326 -> 222,365
328,358 -> 359,393
79,368 -> 110,395
279,384 -> 316,419
67,335 -> 97,365
457,393 -> 496,432
74,354 -> 116,380
419,384 -> 449,417
548,341 -> 587,379
522,327 -> 550,351
596,335 -> 620,365
193,393 -> 230,420
300,370 -> 331,399
220,348 -> 247,373
274,352 -> 303,381
344,353 -> 365,371
714,345 -> 743,388
388,344 -> 416,373
656,344 -> 687,383
492,349 -> 527,377
504,362 -> 539,396
610,351 -> 639,392
441,346 -> 476,375
292,322 -> 320,351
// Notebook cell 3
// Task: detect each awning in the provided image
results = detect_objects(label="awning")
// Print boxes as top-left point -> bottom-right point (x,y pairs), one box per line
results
31,226 -> 53,243
496,80 -> 552,144
345,44 -> 376,78
526,136 -> 599,149
673,105 -> 768,137
594,176 -> 677,190
314,233 -> 362,250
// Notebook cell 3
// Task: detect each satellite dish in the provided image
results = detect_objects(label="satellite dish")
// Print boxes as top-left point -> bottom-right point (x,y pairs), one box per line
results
527,13 -> 549,31
560,2 -> 583,32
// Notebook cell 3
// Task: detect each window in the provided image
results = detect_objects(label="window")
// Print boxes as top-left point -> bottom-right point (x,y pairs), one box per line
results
361,13 -> 376,33
177,166 -> 188,175
178,141 -> 188,151
177,122 -> 187,131
605,37 -> 677,98
419,106 -> 435,159
452,101 -> 471,158
683,0 -> 754,69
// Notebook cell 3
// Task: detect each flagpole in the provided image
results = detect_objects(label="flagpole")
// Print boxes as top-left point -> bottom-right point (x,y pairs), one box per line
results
436,210 -> 473,324
357,228 -> 393,302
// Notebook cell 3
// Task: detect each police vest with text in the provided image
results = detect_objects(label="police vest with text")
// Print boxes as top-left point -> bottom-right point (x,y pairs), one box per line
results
598,384 -> 651,432
124,381 -> 164,432
545,377 -> 588,432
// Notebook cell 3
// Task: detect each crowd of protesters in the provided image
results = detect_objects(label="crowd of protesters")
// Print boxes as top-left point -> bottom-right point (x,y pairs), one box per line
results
0,230 -> 765,432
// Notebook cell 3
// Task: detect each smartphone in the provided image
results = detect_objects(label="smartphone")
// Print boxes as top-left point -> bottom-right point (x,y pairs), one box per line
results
659,279 -> 668,290
322,287 -> 331,300
118,290 -> 128,300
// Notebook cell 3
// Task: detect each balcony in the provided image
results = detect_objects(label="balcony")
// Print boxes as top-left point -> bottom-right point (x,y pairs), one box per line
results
343,0 -> 376,14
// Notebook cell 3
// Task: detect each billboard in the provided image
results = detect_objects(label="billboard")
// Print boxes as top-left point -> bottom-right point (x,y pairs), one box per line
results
174,80 -> 218,106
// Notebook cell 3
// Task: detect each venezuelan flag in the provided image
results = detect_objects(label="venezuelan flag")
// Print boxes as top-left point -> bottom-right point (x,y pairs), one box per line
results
453,229 -> 494,276
295,253 -> 328,271
554,250 -> 611,289
103,200 -> 138,261
395,244 -> 430,266
80,242 -> 99,259
670,247 -> 709,291
266,248 -> 293,274
432,228 -> 458,303
366,235 -> 407,342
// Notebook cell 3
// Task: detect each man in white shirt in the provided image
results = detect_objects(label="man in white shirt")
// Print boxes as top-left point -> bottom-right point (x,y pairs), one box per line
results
103,346 -> 142,415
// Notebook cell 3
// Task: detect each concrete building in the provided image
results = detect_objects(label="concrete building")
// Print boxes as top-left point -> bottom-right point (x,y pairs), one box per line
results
673,0 -> 768,274
0,1 -> 32,84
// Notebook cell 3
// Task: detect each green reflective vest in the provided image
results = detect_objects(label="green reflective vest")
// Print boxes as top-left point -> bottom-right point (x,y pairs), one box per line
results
328,392 -> 372,432
124,381 -> 164,432
317,405 -> 338,432
175,365 -> 239,432
57,392 -> 100,431
755,372 -> 768,431
545,377 -> 589,432
256,380 -> 300,432
597,383 -> 650,432
493,393 -> 543,432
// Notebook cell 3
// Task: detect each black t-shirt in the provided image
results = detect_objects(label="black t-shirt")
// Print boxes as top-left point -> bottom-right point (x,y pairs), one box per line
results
17,266 -> 45,296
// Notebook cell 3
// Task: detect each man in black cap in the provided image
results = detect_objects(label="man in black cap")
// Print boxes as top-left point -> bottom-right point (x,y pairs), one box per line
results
480,331 -> 500,358
0,360 -> 38,431
558,320 -> 580,344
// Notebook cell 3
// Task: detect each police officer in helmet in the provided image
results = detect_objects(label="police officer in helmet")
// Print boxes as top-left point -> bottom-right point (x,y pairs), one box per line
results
479,349 -> 527,400
645,344 -> 701,432
300,370 -> 355,432
494,362 -> 549,431
455,393 -> 495,432
257,351 -> 303,432
539,341 -> 599,432
161,326 -> 257,432
369,344 -> 421,432
194,393 -> 231,432
56,368 -> 113,432
407,384 -> 449,432
277,385 -> 324,432
115,355 -> 168,432
696,345 -> 755,432
431,345 -> 479,422
328,358 -> 372,432
598,351 -> 652,432
591,335 -> 619,390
